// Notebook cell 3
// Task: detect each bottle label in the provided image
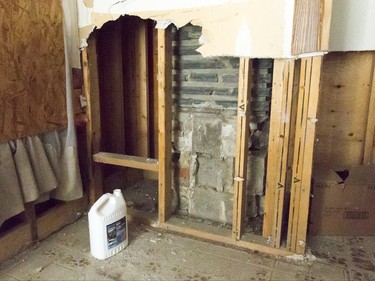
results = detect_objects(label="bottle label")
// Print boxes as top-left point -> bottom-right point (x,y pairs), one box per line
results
106,217 -> 126,249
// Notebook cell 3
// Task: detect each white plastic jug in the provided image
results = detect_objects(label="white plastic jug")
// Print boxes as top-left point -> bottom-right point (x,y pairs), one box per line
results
88,189 -> 128,260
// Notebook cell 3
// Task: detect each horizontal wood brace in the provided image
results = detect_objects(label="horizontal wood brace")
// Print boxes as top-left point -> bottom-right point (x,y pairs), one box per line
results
93,152 -> 159,172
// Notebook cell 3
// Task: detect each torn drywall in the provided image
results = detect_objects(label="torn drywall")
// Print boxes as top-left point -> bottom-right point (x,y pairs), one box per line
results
77,0 -> 299,58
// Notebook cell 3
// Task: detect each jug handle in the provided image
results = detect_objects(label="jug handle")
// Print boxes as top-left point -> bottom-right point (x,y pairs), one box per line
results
91,193 -> 111,215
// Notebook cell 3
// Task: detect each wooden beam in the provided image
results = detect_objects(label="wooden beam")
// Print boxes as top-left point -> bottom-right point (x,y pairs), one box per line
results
37,198 -> 87,240
319,0 -> 333,51
157,27 -> 172,224
287,57 -> 322,254
272,60 -> 295,248
0,223 -> 32,264
287,58 -> 310,252
263,60 -> 294,243
363,57 -> 375,164
82,35 -> 103,205
93,152 -> 159,172
123,17 -> 150,157
97,20 -> 125,155
161,220 -> 293,257
232,58 -> 252,240
24,202 -> 37,241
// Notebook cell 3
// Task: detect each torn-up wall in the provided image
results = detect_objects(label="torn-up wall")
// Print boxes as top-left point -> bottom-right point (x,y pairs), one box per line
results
172,25 -> 272,225
76,0 -> 330,58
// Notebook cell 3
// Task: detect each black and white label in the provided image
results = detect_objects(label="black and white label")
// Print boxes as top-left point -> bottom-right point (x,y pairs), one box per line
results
106,217 -> 126,250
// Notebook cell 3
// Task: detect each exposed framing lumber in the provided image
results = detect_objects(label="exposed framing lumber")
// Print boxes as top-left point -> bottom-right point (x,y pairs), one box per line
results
318,0 -> 333,51
287,56 -> 322,254
123,17 -> 150,157
273,61 -> 294,248
97,20 -> 125,155
93,152 -> 159,172
157,27 -> 173,224
37,198 -> 86,240
232,58 -> 252,240
24,202 -> 37,241
83,35 -> 103,205
363,58 -> 375,164
263,60 -> 295,244
160,221 -> 292,257
0,222 -> 32,264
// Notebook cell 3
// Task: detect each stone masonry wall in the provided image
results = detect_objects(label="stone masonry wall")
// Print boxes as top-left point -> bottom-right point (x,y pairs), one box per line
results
172,24 -> 273,225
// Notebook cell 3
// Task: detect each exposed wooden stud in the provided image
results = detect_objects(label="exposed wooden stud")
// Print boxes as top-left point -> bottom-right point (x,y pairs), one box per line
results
93,152 -> 159,172
232,58 -> 252,240
286,61 -> 301,194
263,60 -> 295,247
148,25 -> 159,159
363,58 -> 375,164
24,202 -> 37,241
97,20 -> 125,155
319,0 -> 333,51
157,27 -> 173,224
82,35 -> 103,205
273,60 -> 295,248
287,58 -> 310,251
123,18 -> 150,157
288,57 -> 323,254
152,28 -> 159,158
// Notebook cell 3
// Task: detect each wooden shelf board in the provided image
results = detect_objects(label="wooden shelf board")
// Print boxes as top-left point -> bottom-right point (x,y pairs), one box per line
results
93,152 -> 159,172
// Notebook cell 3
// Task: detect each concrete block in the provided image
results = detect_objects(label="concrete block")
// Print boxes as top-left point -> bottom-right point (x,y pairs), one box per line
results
192,115 -> 221,154
175,131 -> 193,152
178,185 -> 191,215
196,154 -> 223,190
221,122 -> 236,157
222,157 -> 235,193
189,188 -> 233,224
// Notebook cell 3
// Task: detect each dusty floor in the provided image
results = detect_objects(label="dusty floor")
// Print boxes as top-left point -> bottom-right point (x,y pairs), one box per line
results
0,217 -> 374,281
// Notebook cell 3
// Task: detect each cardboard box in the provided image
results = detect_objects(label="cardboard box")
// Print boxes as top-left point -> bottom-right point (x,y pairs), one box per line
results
310,165 -> 375,236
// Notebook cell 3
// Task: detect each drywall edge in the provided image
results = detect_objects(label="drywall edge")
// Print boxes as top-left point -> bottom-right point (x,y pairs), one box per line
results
76,0 -> 298,58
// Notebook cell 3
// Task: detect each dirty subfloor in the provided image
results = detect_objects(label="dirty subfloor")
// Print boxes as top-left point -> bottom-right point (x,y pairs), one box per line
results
1,217 -> 374,281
